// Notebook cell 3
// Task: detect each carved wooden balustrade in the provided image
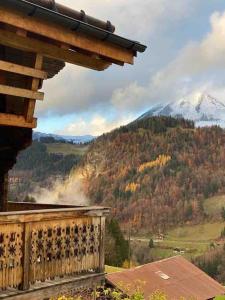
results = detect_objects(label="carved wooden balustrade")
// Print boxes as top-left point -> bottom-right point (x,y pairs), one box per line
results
0,205 -> 109,296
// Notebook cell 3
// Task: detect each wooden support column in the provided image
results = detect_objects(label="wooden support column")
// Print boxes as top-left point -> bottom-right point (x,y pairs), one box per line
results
19,222 -> 31,291
0,46 -> 6,113
0,173 -> 8,212
25,54 -> 43,122
99,217 -> 106,273
0,61 -> 8,211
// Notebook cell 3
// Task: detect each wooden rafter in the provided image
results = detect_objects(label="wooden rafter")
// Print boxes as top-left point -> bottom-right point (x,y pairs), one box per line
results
0,29 -> 111,71
0,6 -> 133,65
0,60 -> 47,79
0,85 -> 44,100
0,113 -> 37,128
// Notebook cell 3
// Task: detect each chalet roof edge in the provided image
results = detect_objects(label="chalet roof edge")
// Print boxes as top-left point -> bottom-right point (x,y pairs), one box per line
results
4,0 -> 147,54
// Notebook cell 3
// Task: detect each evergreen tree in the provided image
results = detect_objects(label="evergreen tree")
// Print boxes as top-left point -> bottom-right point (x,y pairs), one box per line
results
221,207 -> 225,221
149,238 -> 154,249
105,219 -> 129,267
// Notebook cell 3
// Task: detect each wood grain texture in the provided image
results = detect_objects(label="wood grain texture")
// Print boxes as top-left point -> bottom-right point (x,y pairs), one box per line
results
0,6 -> 133,64
19,223 -> 31,291
0,29 -> 111,71
0,207 -> 108,293
25,54 -> 43,122
0,273 -> 105,300
99,217 -> 106,273
0,224 -> 24,290
0,113 -> 37,128
0,85 -> 44,100
0,60 -> 47,79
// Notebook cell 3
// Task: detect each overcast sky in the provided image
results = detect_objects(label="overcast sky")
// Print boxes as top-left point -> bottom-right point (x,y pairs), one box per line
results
36,0 -> 225,136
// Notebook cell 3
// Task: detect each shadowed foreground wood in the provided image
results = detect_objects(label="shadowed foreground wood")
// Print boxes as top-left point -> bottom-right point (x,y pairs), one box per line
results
0,273 -> 104,300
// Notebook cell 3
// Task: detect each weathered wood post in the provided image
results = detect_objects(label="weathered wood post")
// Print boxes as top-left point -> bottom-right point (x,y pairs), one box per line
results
0,173 -> 8,211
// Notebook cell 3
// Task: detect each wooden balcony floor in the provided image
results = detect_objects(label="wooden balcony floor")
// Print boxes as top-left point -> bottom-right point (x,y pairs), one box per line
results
0,272 -> 105,300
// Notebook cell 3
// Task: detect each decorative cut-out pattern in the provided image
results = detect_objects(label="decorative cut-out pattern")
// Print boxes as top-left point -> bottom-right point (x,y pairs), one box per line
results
30,218 -> 101,283
0,224 -> 23,290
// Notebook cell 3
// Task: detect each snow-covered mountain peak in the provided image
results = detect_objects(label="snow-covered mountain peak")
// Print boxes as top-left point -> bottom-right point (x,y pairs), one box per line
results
139,93 -> 225,127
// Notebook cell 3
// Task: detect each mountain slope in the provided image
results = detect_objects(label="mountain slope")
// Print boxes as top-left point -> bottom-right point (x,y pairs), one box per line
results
79,116 -> 225,232
139,93 -> 225,127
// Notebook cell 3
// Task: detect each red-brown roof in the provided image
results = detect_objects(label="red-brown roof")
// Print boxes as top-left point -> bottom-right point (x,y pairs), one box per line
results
106,256 -> 225,300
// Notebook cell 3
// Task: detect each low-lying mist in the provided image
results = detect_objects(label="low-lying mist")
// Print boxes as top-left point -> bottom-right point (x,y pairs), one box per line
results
31,170 -> 90,206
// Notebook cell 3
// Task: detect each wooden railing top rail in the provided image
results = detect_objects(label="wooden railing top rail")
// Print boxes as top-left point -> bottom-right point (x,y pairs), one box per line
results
0,206 -> 110,224
8,201 -> 80,211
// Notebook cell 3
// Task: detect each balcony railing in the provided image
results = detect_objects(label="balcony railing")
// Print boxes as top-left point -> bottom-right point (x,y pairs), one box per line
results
0,205 -> 109,295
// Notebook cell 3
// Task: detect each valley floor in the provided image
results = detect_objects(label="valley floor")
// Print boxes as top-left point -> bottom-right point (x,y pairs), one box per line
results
131,221 -> 225,263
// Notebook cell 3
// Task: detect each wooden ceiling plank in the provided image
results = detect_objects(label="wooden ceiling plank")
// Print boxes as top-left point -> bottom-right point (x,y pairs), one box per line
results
0,6 -> 133,64
0,113 -> 37,128
0,29 -> 111,71
0,84 -> 44,100
0,60 -> 47,79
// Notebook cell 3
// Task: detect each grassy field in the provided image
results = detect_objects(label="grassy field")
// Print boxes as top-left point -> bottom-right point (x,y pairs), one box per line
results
167,222 -> 224,241
46,143 -> 89,156
204,194 -> 225,216
132,222 -> 225,262
105,265 -> 124,273
162,222 -> 225,258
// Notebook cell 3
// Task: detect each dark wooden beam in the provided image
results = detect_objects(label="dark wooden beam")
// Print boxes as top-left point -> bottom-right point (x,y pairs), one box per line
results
0,173 -> 8,212
0,29 -> 111,71
0,6 -> 134,64
0,113 -> 37,128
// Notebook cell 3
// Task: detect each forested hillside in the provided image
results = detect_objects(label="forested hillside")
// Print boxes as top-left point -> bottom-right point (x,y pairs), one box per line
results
10,116 -> 225,272
80,116 -> 225,232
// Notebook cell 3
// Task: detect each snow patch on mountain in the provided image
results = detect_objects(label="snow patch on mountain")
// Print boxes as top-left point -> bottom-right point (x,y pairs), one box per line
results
139,93 -> 225,127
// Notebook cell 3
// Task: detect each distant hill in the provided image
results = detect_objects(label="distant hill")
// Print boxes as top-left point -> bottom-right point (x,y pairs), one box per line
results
79,116 -> 225,232
33,131 -> 95,144
9,140 -> 89,201
13,116 -> 225,232
139,93 -> 225,128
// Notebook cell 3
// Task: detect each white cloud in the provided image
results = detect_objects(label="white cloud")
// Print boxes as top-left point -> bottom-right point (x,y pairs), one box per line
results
59,114 -> 134,136
36,64 -> 94,116
111,82 -> 148,112
153,11 -> 225,87
36,1 -> 225,135
111,10 -> 225,112
57,0 -> 194,39
36,0 -> 198,117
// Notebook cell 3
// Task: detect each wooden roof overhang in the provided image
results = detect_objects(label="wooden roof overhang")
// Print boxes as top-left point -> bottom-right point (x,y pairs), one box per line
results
0,0 -> 147,129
